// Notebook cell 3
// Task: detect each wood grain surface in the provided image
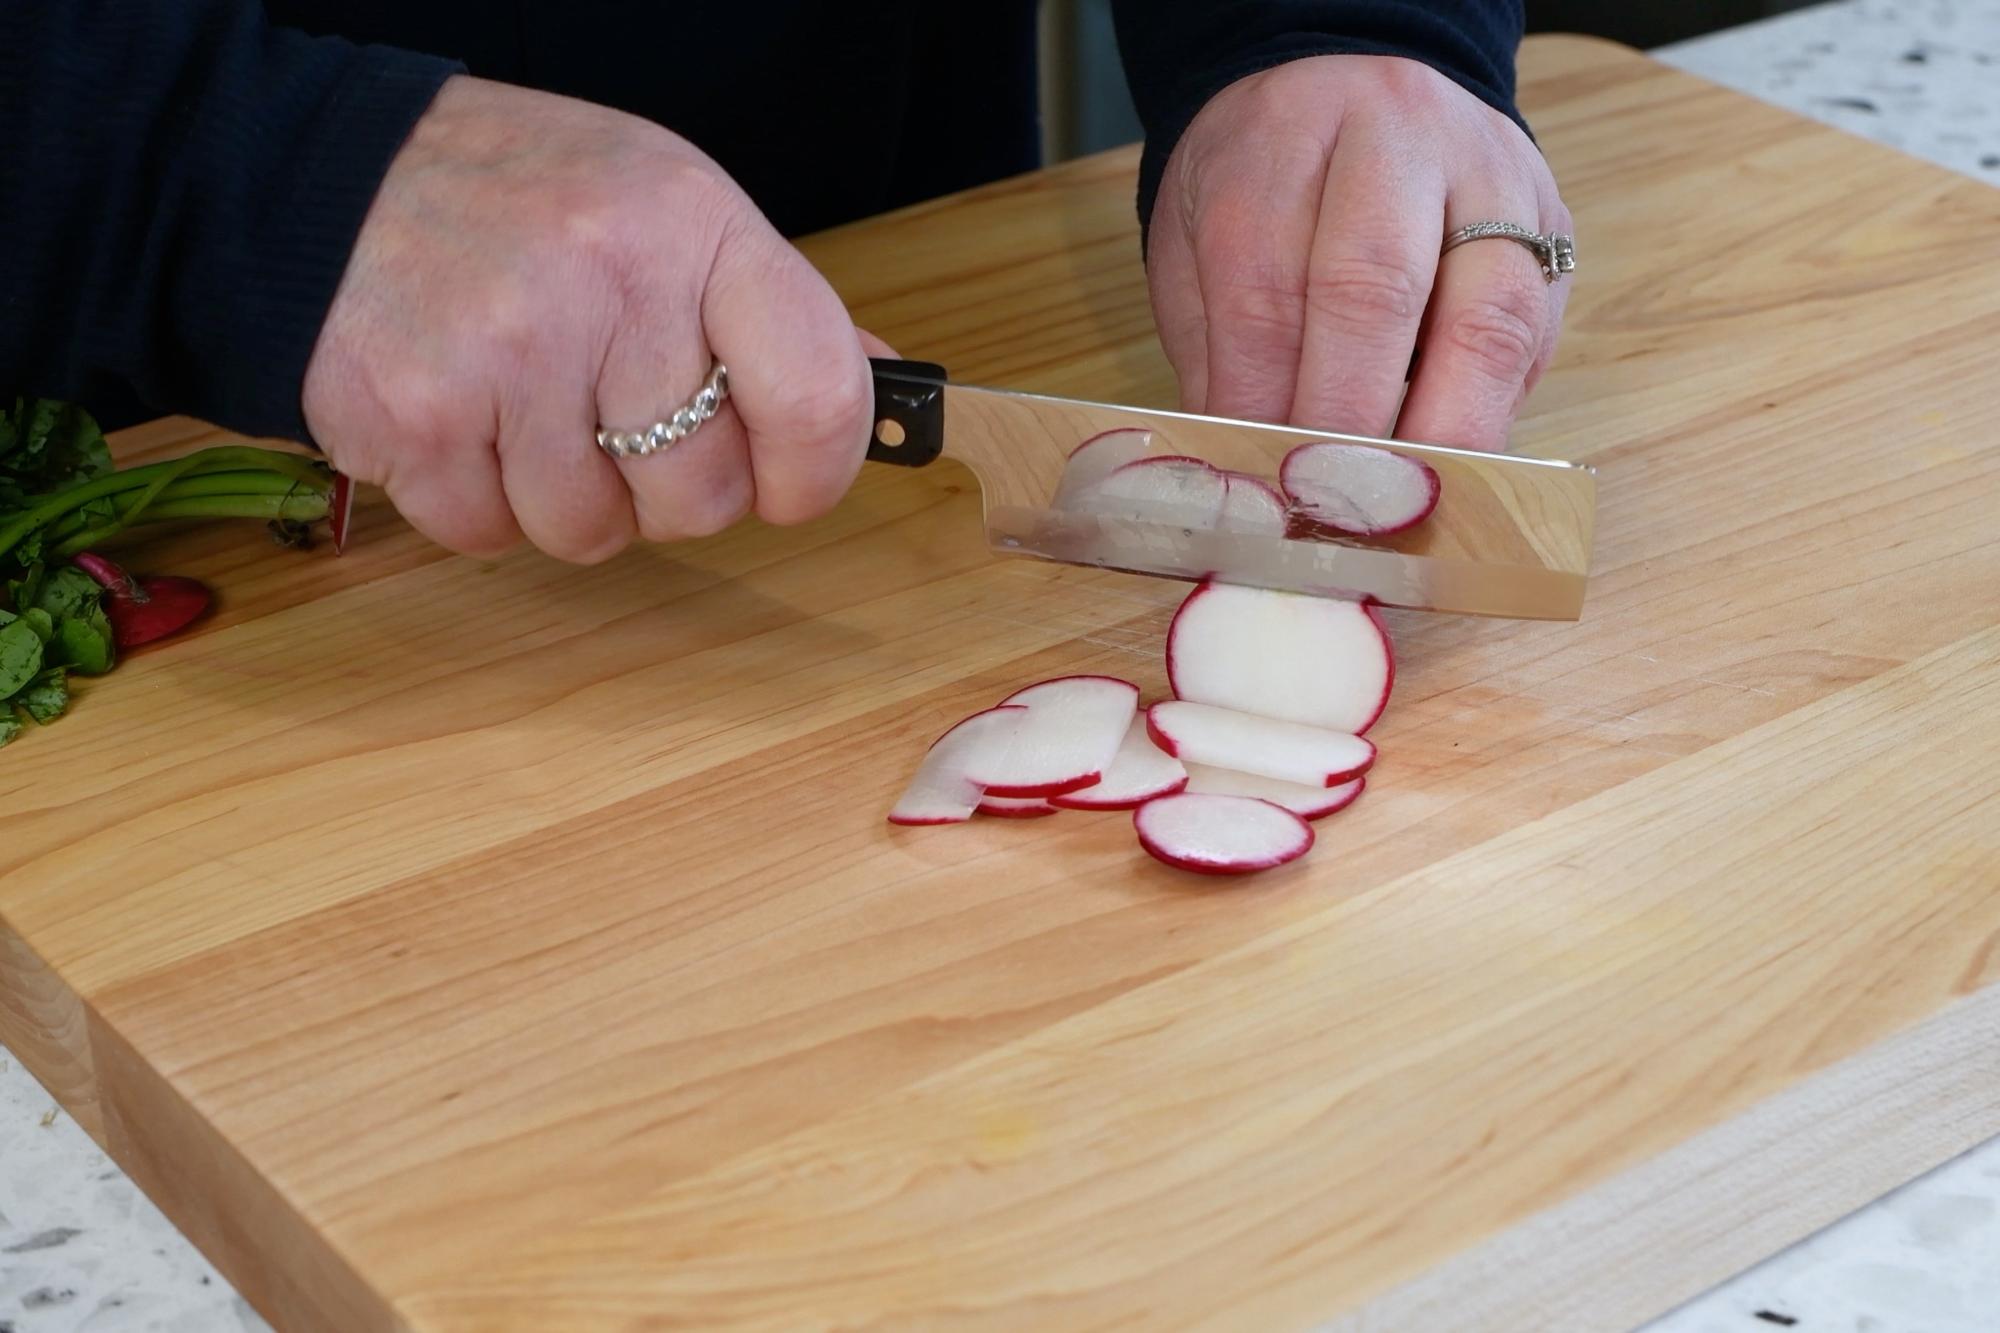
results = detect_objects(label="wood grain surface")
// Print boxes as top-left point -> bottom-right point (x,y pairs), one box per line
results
4,35 -> 2000,1332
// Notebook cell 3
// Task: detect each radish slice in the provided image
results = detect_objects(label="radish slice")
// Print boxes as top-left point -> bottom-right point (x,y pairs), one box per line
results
977,796 -> 1061,818
1280,441 -> 1441,537
1167,579 -> 1393,735
1067,456 -> 1228,529
1054,428 -> 1159,508
1217,472 -> 1289,536
1050,714 -> 1188,810
330,471 -> 355,554
1182,765 -> 1365,820
972,675 -> 1140,798
1134,793 -> 1314,875
1147,701 -> 1374,788
888,706 -> 1029,826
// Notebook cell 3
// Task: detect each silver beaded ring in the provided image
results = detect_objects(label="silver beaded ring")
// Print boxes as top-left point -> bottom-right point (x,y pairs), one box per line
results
1441,222 -> 1577,284
596,361 -> 730,460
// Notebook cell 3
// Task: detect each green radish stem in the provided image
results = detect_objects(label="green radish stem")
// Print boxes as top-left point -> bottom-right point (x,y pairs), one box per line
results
52,492 -> 331,557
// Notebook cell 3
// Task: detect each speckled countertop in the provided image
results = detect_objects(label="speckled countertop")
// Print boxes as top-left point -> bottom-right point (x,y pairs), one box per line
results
5,3 -> 1999,1329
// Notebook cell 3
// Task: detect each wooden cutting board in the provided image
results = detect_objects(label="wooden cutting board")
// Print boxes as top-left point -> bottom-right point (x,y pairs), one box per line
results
4,35 -> 2000,1332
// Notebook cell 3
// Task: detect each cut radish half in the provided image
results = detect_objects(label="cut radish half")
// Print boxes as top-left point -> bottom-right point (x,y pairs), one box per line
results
977,796 -> 1061,818
329,471 -> 355,554
1134,793 -> 1314,875
1053,428 -> 1159,508
1280,441 -> 1441,537
1067,456 -> 1228,529
1147,701 -> 1374,788
888,706 -> 1028,826
1167,580 -> 1393,735
1050,714 -> 1188,810
972,675 -> 1140,798
1217,472 -> 1288,536
1182,765 -> 1365,820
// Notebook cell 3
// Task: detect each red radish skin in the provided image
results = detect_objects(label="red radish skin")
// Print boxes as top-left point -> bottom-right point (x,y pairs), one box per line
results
330,471 -> 355,554
1134,793 -> 1314,876
976,796 -> 1061,818
1147,701 -> 1374,788
1280,441 -> 1441,538
970,675 -> 1140,798
68,552 -> 212,649
1182,765 -> 1365,820
1067,456 -> 1229,530
1216,472 -> 1289,536
1053,428 -> 1159,508
887,706 -> 1029,826
1166,579 -> 1393,736
1049,714 -> 1189,810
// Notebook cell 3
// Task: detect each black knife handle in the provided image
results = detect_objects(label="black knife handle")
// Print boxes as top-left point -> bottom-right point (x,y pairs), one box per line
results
867,358 -> 947,467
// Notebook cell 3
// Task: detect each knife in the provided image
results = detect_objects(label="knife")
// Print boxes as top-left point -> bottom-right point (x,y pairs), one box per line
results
865,359 -> 1597,620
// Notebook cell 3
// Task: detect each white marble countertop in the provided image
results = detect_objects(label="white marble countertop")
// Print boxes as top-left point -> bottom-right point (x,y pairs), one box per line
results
4,3 -> 1998,1329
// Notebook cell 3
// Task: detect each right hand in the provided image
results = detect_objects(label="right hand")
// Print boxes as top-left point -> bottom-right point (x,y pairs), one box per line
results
302,75 -> 881,562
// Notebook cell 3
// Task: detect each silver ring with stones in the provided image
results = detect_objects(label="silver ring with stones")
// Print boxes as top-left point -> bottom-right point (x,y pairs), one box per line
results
1442,222 -> 1577,283
596,362 -> 730,460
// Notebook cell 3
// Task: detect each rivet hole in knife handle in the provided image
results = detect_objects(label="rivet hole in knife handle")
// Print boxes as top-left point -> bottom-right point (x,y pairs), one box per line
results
863,357 -> 1598,620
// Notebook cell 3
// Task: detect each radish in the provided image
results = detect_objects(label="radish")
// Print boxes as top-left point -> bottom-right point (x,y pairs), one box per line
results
1053,428 -> 1159,508
972,675 -> 1140,797
330,471 -> 355,554
1049,714 -> 1188,810
1065,456 -> 1228,529
888,706 -> 1029,826
1280,441 -> 1440,538
1217,472 -> 1289,537
1133,793 -> 1314,875
1182,765 -> 1365,820
1146,701 -> 1374,788
1166,579 -> 1392,735
67,552 -> 212,649
977,796 -> 1061,818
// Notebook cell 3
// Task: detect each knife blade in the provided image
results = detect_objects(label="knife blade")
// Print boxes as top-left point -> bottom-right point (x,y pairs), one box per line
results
866,359 -> 1596,620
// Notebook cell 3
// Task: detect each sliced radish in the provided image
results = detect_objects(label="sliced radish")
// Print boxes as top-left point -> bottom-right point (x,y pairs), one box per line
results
1049,714 -> 1188,810
1147,701 -> 1374,788
1166,579 -> 1393,735
1134,793 -> 1314,875
1067,456 -> 1228,529
888,706 -> 1028,826
1216,472 -> 1289,536
329,471 -> 355,554
1280,441 -> 1440,538
970,675 -> 1140,798
1053,428 -> 1160,508
1182,765 -> 1365,821
977,796 -> 1061,818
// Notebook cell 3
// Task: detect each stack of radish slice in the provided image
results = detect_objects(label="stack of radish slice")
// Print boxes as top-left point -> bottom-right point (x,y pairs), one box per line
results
889,576 -> 1395,877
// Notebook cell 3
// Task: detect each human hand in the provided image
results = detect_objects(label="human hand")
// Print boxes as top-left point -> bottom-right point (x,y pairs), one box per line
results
303,75 -> 882,561
1145,55 -> 1571,451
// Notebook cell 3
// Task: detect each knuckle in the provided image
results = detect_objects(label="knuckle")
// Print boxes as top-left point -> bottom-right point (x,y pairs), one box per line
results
1304,253 -> 1426,341
1442,290 -> 1543,381
759,354 -> 872,443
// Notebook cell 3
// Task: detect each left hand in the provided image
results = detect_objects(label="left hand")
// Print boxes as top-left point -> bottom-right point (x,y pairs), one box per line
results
1146,55 -> 1572,452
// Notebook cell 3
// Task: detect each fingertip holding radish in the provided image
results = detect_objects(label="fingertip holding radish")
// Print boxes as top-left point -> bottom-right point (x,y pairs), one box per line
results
1280,441 -> 1440,538
1134,793 -> 1314,875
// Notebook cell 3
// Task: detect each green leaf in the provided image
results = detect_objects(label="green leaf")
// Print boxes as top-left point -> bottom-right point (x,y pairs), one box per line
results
34,564 -> 104,622
18,668 -> 66,724
0,713 -> 21,749
21,607 -> 53,644
53,612 -> 113,675
0,618 -> 45,695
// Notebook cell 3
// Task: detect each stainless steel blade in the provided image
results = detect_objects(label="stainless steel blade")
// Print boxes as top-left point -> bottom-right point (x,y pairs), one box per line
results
922,380 -> 1597,620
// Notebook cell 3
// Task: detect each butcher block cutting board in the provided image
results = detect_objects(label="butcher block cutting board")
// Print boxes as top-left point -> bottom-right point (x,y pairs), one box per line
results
4,35 -> 2000,1332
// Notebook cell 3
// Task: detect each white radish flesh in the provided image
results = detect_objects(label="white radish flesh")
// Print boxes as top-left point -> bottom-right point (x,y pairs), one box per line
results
1134,793 -> 1313,875
1167,579 -> 1393,735
887,706 -> 1028,826
1050,714 -> 1188,810
1066,456 -> 1228,529
970,675 -> 1140,798
1147,701 -> 1374,788
1182,765 -> 1365,820
977,796 -> 1060,818
1054,428 -> 1159,508
1280,441 -> 1440,537
1217,472 -> 1289,536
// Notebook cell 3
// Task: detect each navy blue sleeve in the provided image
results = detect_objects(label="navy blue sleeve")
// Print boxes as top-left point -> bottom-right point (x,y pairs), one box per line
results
0,1 -> 459,440
1110,0 -> 1527,232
